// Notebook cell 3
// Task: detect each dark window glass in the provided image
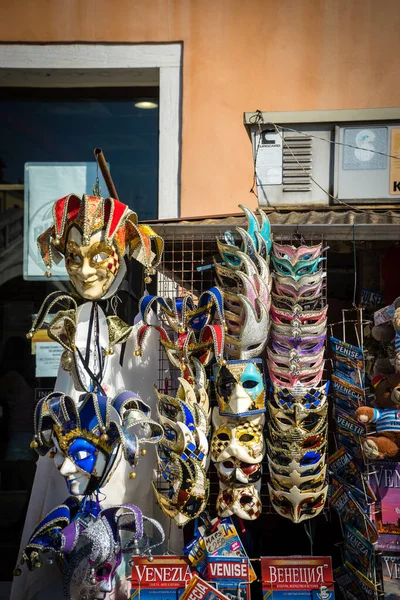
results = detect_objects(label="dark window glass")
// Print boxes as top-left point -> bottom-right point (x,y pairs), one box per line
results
0,87 -> 159,219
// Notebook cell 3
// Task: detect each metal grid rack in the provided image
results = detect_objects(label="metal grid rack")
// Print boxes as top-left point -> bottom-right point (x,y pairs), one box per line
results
155,230 -> 330,519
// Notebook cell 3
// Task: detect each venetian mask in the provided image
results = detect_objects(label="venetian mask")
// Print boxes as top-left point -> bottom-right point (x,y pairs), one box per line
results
211,409 -> 265,463
37,193 -> 163,293
65,228 -> 119,300
215,457 -> 262,486
216,482 -> 262,520
269,465 -> 327,493
268,483 -> 328,523
214,359 -> 265,416
32,391 -> 163,496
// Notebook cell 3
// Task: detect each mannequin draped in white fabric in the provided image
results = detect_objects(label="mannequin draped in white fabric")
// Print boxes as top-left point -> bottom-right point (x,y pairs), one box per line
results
11,319 -> 183,600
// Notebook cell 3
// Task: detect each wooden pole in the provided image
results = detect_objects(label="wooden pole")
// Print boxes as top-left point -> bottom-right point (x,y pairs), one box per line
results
94,147 -> 119,200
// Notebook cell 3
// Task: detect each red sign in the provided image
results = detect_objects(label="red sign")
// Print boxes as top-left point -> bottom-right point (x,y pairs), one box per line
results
262,556 -> 334,591
130,555 -> 192,589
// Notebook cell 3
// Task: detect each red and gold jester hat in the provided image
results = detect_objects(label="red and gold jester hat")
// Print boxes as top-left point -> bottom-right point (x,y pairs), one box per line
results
37,193 -> 164,283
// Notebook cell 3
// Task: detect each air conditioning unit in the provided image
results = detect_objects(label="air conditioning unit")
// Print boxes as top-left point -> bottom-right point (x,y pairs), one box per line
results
334,124 -> 400,203
251,125 -> 332,207
249,119 -> 400,206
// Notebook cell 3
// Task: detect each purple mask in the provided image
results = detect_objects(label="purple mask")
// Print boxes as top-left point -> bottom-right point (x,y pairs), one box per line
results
271,331 -> 326,355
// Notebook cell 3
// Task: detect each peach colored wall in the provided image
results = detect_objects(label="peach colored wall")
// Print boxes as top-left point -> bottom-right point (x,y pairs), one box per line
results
1,0 -> 400,218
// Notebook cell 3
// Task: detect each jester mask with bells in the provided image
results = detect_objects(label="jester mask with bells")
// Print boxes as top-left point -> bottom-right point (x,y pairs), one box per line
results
32,391 -> 163,496
17,499 -> 164,600
214,358 -> 265,417
37,193 -> 163,299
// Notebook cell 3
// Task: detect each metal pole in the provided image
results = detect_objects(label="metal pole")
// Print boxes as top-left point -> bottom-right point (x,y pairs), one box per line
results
94,148 -> 119,200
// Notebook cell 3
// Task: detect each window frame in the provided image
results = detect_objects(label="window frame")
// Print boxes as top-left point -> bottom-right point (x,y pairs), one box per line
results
0,43 -> 182,219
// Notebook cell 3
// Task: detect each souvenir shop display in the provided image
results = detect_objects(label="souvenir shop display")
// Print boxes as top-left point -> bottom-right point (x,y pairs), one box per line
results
266,239 -> 329,524
22,185 -> 400,598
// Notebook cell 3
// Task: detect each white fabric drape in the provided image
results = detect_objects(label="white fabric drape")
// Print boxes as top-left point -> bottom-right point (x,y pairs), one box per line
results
11,318 -> 183,600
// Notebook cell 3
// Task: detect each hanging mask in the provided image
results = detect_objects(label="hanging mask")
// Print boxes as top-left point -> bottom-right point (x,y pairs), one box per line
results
271,317 -> 327,338
271,331 -> 326,356
268,361 -> 325,388
268,402 -> 328,437
211,409 -> 265,464
268,453 -> 326,477
271,305 -> 328,327
271,291 -> 323,312
274,276 -> 325,301
273,271 -> 326,292
268,425 -> 328,449
272,242 -> 323,264
267,347 -> 325,372
268,483 -> 328,523
271,255 -> 325,280
267,438 -> 326,466
215,457 -> 262,486
269,465 -> 327,493
158,416 -> 208,466
272,382 -> 329,410
153,457 -> 210,527
214,359 -> 265,417
216,482 -> 262,520
224,295 -> 270,359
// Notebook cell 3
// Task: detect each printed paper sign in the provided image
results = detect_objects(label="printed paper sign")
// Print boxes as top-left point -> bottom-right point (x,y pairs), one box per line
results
180,575 -> 231,600
35,341 -> 63,377
130,555 -> 192,599
262,556 -> 335,599
207,556 -> 250,599
255,130 -> 283,185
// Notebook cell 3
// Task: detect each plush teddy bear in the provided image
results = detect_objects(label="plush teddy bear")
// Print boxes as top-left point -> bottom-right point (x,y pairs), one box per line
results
355,373 -> 400,460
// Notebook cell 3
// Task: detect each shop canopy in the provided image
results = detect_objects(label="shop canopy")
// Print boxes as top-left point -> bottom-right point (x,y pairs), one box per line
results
146,207 -> 400,241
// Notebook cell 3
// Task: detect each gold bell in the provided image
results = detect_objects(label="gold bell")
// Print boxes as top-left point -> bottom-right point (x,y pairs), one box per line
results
44,270 -> 52,279
26,330 -> 34,340
30,440 -> 39,449
134,349 -> 142,357
144,276 -> 152,284
140,448 -> 147,456
13,568 -> 22,577
100,433 -> 109,442
220,359 -> 227,366
105,348 -> 114,356
48,451 -> 56,458
129,471 -> 137,479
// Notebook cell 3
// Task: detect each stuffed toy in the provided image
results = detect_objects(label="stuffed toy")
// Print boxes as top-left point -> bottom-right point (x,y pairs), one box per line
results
355,373 -> 400,460
371,297 -> 400,374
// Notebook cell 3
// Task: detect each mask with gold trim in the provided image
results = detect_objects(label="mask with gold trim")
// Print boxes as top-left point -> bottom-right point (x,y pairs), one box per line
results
153,451 -> 209,526
32,390 -> 163,496
268,483 -> 328,523
268,402 -> 328,437
216,481 -> 262,520
211,408 -> 265,463
37,193 -> 163,294
272,382 -> 329,410
268,453 -> 326,477
269,465 -> 327,493
214,358 -> 265,417
266,438 -> 326,466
